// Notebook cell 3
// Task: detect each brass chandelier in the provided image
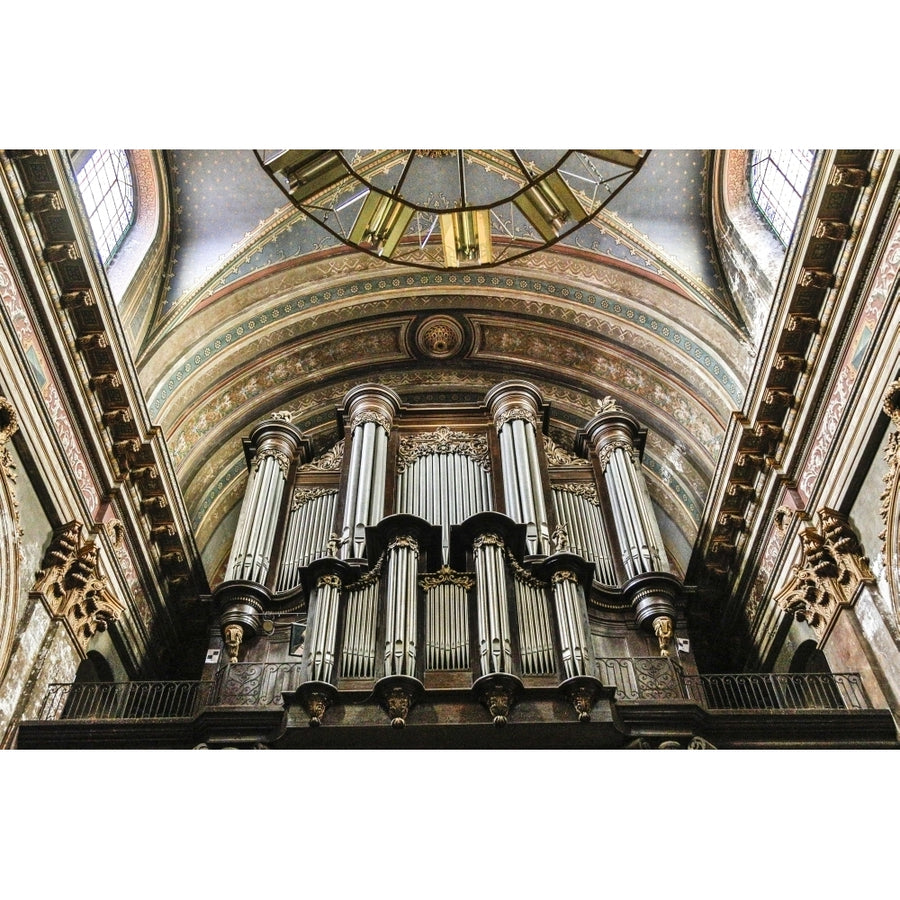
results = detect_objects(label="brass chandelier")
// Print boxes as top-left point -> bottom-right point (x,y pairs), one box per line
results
255,150 -> 649,271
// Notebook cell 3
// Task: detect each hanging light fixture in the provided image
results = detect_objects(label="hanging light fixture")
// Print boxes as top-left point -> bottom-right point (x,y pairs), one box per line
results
256,149 -> 650,271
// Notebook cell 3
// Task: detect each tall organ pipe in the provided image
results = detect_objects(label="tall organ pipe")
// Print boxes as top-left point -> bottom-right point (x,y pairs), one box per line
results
338,385 -> 401,559
486,381 -> 550,556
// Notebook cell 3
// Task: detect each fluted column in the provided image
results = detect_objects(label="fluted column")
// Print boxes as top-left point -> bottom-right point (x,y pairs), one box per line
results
583,397 -> 678,631
339,385 -> 401,559
226,414 -> 306,585
485,381 -> 550,556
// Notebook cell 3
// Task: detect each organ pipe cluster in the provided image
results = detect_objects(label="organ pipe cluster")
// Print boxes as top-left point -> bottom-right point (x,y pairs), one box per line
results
213,381 -> 681,718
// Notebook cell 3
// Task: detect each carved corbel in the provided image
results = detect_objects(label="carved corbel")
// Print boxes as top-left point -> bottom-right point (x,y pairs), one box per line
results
815,219 -> 851,241
61,289 -> 94,309
43,242 -> 79,263
75,332 -> 107,351
652,615 -> 674,657
223,624 -> 243,664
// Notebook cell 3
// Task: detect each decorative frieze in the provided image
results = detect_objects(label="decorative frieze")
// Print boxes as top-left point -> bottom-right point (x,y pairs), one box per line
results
419,565 -> 475,592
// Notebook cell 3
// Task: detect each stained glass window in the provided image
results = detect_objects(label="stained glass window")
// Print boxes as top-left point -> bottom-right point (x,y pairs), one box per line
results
75,149 -> 135,265
750,149 -> 814,245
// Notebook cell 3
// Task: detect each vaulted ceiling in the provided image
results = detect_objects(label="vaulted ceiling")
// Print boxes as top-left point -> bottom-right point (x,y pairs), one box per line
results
121,150 -> 764,585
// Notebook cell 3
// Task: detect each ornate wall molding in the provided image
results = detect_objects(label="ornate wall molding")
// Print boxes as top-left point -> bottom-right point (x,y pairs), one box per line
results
32,522 -> 125,653
879,379 -> 900,629
773,510 -> 873,642
0,396 -> 22,677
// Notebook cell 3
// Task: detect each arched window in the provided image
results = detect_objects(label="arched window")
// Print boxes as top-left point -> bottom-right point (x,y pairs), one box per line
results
75,149 -> 135,265
750,149 -> 814,245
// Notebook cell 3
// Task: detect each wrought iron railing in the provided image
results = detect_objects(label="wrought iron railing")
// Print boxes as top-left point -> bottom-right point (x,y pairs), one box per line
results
682,672 -> 871,710
35,664 -> 874,721
39,680 -> 215,721
596,656 -> 684,700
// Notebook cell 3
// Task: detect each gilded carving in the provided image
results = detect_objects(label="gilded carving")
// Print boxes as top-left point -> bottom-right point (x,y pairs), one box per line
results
300,439 -> 344,472
570,686 -> 595,722
543,435 -> 590,467
32,524 -> 124,651
653,615 -> 674,657
596,395 -> 622,414
385,686 -> 412,728
397,426 -> 490,472
349,409 -> 392,434
316,574 -> 342,590
773,511 -> 873,640
551,570 -> 579,586
553,482 -> 599,504
507,553 -> 548,590
493,406 -> 538,433
484,684 -> 513,726
551,523 -> 570,552
387,535 -> 419,554
255,447 -> 291,476
473,532 -> 504,552
291,487 -> 337,511
419,565 -> 475,592
223,623 -> 243,664
596,439 -> 635,473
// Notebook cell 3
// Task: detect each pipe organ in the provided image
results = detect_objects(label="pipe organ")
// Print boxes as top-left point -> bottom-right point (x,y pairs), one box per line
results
213,381 -> 683,725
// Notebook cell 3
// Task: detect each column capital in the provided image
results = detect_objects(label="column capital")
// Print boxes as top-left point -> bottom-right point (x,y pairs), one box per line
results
339,383 -> 402,434
484,380 -> 547,433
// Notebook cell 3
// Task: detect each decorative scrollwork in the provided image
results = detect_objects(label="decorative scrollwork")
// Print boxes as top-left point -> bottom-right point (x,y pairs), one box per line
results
493,406 -> 538,433
349,410 -> 392,434
544,435 -> 590,467
316,574 -> 342,590
419,565 -> 475,592
552,482 -> 600,504
291,487 -> 337,510
255,447 -> 291,475
387,534 -> 419,554
774,510 -> 873,640
473,532 -> 504,552
596,439 -> 635,473
551,570 -> 579,586
397,426 -> 490,472
300,439 -> 344,472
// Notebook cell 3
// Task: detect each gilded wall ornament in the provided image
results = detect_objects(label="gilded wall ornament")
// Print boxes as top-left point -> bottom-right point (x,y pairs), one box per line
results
773,511 -> 873,641
32,524 -> 124,652
397,426 -> 490,472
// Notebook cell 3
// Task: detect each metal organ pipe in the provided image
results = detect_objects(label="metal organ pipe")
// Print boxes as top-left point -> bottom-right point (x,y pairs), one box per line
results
486,381 -> 551,556
339,385 -> 401,559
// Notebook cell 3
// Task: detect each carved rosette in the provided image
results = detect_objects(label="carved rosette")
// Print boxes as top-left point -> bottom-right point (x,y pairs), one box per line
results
773,510 -> 873,641
397,426 -> 490,472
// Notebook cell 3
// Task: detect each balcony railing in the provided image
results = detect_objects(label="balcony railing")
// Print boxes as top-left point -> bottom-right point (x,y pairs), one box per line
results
35,664 -> 874,721
39,680 -> 215,721
682,672 -> 871,710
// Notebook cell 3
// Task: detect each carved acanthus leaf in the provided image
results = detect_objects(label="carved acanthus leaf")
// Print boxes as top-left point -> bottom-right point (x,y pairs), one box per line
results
397,427 -> 490,472
300,439 -> 344,472
419,565 -> 475,592
553,482 -> 599,504
543,435 -> 590,467
291,487 -> 337,511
